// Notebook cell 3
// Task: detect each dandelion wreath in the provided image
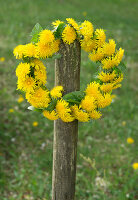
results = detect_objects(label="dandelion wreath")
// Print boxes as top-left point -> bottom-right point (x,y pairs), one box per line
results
13,18 -> 126,122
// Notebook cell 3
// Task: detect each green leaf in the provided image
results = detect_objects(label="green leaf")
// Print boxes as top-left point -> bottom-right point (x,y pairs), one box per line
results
45,99 -> 57,112
22,56 -> 34,63
41,85 -> 48,90
30,23 -> 43,44
63,91 -> 85,104
54,23 -> 66,39
95,78 -> 103,84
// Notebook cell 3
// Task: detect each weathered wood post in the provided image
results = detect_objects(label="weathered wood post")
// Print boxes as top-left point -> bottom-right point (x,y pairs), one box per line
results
52,40 -> 81,200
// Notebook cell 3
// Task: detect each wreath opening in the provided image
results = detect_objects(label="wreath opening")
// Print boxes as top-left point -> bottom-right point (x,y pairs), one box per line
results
13,18 -> 125,122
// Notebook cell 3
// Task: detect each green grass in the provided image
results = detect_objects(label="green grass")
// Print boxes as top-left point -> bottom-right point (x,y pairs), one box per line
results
0,0 -> 138,199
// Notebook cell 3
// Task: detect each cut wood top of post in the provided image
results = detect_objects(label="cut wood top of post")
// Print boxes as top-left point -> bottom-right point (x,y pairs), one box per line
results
13,18 -> 125,122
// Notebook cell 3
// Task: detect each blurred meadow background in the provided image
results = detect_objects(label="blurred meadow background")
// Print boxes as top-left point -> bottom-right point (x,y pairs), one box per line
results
0,0 -> 138,199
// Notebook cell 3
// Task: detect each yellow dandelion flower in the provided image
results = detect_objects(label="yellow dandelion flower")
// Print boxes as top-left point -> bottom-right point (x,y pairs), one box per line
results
39,30 -> 55,44
98,71 -> 117,82
13,45 -> 25,59
71,105 -> 89,122
17,76 -> 36,92
33,121 -> 38,127
80,38 -> 96,52
100,83 -> 114,93
89,110 -> 102,120
17,95 -> 24,103
95,29 -> 106,47
127,137 -> 134,144
56,99 -> 70,113
101,56 -> 118,70
43,110 -> 59,120
66,18 -> 80,32
89,47 -> 104,62
30,59 -> 41,68
56,99 -> 70,114
115,48 -> 124,65
16,63 -> 30,78
80,20 -> 94,39
9,108 -> 14,113
102,48 -> 124,70
97,93 -> 112,108
51,39 -> 60,54
52,20 -> 64,28
85,81 -> 100,99
102,39 -> 116,56
0,57 -> 5,62
76,111 -> 89,122
61,112 -> 75,122
26,87 -> 50,108
30,59 -> 46,72
34,70 -> 47,85
112,84 -> 121,90
80,96 -> 96,112
36,42 -> 53,58
62,25 -> 76,45
50,86 -> 63,99
23,43 -> 37,58
132,163 -> 138,170
56,99 -> 74,122
31,59 -> 47,84
113,73 -> 123,85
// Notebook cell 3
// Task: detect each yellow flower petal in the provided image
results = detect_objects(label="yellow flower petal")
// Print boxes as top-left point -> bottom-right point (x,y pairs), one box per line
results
33,121 -> 38,127
127,137 -> 134,144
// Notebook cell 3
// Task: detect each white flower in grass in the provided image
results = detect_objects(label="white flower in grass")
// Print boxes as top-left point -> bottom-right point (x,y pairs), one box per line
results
95,176 -> 110,190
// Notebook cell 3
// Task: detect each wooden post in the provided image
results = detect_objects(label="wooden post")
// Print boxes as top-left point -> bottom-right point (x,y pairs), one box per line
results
52,40 -> 81,200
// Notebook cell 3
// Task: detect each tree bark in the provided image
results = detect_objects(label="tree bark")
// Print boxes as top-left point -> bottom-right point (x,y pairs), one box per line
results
52,40 -> 81,200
